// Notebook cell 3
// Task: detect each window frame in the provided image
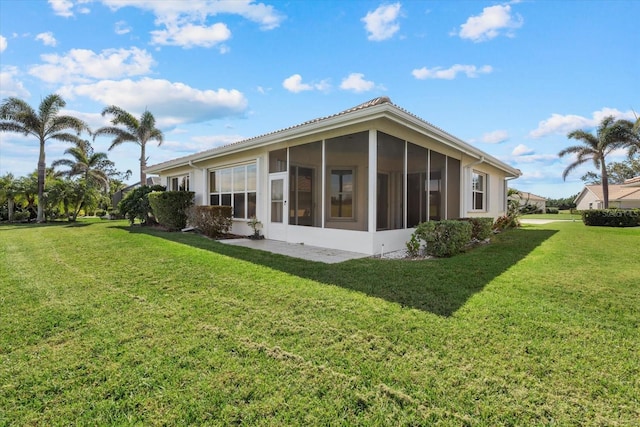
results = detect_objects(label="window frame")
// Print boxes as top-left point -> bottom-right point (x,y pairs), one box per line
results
329,167 -> 356,220
168,174 -> 190,191
209,162 -> 257,220
471,170 -> 487,212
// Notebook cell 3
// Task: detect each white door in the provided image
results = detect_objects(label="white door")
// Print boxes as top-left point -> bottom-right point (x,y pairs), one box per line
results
268,172 -> 288,240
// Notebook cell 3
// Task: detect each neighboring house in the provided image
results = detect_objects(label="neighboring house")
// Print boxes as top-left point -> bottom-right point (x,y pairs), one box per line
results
146,97 -> 521,255
574,180 -> 640,210
111,176 -> 162,208
510,191 -> 547,212
622,176 -> 640,187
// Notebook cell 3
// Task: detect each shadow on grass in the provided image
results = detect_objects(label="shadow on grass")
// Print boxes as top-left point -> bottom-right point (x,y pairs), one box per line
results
112,225 -> 557,317
0,220 -> 96,230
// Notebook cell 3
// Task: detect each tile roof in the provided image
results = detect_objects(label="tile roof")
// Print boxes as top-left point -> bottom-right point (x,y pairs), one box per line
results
586,184 -> 640,201
623,176 -> 640,185
146,97 -> 520,178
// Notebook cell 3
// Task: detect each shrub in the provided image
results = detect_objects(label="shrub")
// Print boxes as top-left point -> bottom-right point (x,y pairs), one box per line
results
546,207 -> 559,214
188,206 -> 233,238
107,209 -> 124,220
458,217 -> 494,241
582,209 -> 640,227
95,209 -> 107,217
411,220 -> 472,257
405,233 -> 421,257
118,185 -> 165,225
520,204 -> 542,214
12,211 -> 30,222
148,191 -> 195,231
493,214 -> 520,232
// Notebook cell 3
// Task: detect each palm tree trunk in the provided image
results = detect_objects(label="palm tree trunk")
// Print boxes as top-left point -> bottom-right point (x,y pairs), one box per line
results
37,141 -> 46,222
601,162 -> 610,209
7,198 -> 15,222
139,143 -> 146,185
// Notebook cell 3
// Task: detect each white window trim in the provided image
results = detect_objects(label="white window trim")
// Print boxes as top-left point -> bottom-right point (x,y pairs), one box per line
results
208,162 -> 257,220
168,174 -> 190,191
471,170 -> 487,212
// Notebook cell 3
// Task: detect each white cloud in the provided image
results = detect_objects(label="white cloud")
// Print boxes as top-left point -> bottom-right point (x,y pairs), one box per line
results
29,47 -> 155,83
48,0 -> 74,17
340,73 -> 375,93
283,74 -> 312,93
60,77 -> 248,127
512,144 -> 534,156
456,4 -> 523,42
100,0 -> 284,49
412,64 -> 492,80
0,66 -> 31,98
362,2 -> 402,41
35,32 -> 57,47
191,134 -> 244,146
0,35 -> 7,52
481,130 -> 509,144
150,22 -> 231,48
60,109 -> 111,131
115,21 -> 132,35
528,108 -> 637,138
282,74 -> 330,93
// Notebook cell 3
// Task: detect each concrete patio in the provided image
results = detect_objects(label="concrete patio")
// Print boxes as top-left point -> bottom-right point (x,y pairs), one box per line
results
219,238 -> 370,264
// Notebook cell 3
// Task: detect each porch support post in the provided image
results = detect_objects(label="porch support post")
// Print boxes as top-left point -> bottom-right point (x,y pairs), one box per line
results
202,168 -> 207,205
321,139 -> 326,228
368,129 -> 377,233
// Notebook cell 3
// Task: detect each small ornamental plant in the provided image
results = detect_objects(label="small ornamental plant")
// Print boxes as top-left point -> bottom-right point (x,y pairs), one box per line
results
248,216 -> 264,240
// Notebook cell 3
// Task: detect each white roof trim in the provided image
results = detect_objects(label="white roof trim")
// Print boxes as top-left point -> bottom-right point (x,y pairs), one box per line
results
146,99 -> 521,177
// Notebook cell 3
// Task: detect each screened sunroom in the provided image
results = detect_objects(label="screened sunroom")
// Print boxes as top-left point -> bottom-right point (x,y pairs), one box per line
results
146,97 -> 521,255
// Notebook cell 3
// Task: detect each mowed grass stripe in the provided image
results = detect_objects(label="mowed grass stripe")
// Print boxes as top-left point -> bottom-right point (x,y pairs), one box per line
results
1,220 -> 638,425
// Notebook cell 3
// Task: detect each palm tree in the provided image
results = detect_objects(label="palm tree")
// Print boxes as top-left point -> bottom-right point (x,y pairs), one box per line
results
0,94 -> 89,222
0,173 -> 18,222
52,139 -> 110,220
559,116 -> 633,208
93,106 -> 164,185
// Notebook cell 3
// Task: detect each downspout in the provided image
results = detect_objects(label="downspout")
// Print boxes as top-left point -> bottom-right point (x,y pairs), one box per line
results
504,175 -> 519,213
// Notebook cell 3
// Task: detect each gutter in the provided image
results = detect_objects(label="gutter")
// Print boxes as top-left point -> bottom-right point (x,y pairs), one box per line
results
466,156 -> 485,169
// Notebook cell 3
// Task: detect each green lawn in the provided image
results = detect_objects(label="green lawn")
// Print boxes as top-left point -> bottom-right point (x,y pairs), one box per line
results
520,210 -> 579,220
1,220 -> 638,425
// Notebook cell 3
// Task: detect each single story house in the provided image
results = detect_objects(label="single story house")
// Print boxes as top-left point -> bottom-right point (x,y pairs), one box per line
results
510,191 -> 547,212
146,97 -> 521,255
574,180 -> 640,210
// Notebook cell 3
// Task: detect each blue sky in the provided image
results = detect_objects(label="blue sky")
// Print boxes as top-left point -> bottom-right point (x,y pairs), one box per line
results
1,0 -> 638,198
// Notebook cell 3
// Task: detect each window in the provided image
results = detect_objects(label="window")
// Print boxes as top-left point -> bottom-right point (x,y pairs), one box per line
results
472,171 -> 486,211
168,175 -> 189,191
209,163 -> 257,219
330,169 -> 354,219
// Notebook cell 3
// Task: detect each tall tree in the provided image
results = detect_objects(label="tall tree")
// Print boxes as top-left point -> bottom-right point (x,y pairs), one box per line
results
559,116 -> 634,208
93,106 -> 164,185
580,158 -> 640,184
0,94 -> 89,222
52,139 -> 110,221
0,173 -> 18,222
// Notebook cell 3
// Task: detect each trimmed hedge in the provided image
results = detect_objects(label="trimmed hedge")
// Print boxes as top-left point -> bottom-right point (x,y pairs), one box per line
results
458,217 -> 494,241
582,209 -> 640,227
148,191 -> 195,231
188,206 -> 233,238
118,185 -> 166,225
546,207 -> 559,214
411,220 -> 472,257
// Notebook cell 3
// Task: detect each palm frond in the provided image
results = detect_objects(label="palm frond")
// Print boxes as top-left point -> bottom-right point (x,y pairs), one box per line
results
38,94 -> 66,126
101,105 -> 139,131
